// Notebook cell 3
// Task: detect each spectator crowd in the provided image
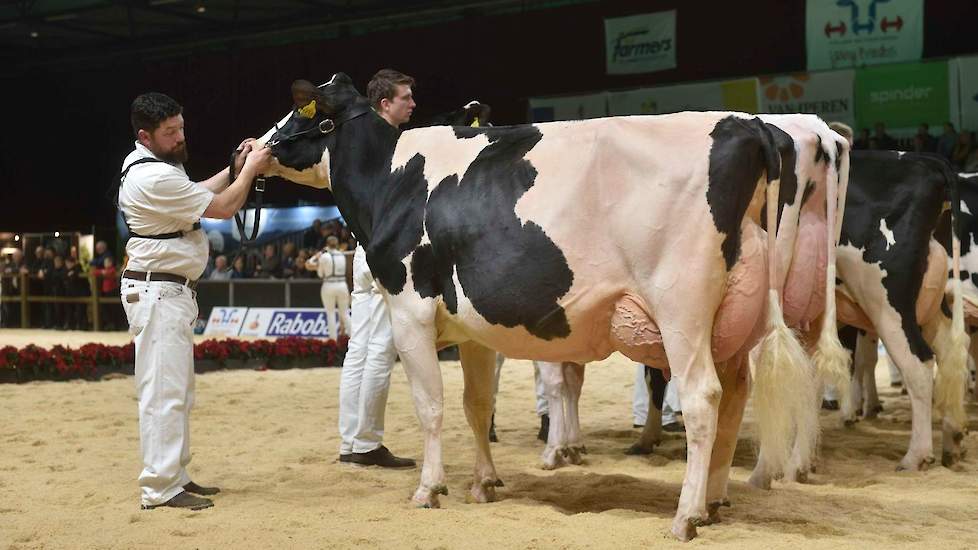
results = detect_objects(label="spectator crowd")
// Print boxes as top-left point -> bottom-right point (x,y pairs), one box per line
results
853,122 -> 978,172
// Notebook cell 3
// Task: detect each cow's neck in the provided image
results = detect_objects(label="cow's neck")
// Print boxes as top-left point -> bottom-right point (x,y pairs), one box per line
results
330,114 -> 401,248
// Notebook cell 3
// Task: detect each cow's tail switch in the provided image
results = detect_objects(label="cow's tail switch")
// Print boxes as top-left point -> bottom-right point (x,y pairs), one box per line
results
935,173 -> 969,429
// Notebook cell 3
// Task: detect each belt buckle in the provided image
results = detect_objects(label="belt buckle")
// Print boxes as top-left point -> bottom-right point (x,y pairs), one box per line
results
144,271 -> 152,282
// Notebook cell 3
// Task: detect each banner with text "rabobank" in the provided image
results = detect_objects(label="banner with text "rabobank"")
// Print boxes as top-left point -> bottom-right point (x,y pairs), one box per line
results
605,11 -> 676,75
238,308 -> 334,338
806,0 -> 923,70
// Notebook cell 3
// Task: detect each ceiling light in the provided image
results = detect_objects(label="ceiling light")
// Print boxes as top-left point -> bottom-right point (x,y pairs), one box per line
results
29,31 -> 39,38
14,235 -> 20,242
54,231 -> 60,237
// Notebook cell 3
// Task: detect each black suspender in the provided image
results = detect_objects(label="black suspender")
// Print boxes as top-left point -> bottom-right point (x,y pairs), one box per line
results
118,157 -> 202,240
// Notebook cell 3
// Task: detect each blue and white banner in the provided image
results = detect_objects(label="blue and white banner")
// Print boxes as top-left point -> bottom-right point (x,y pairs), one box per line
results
806,0 -> 924,70
238,308 -> 331,338
604,11 -> 677,75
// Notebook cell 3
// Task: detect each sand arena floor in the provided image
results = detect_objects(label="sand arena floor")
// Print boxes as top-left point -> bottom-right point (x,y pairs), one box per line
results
1,328 -> 977,549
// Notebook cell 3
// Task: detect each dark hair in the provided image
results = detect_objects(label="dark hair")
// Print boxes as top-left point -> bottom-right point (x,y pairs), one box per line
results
367,69 -> 415,108
130,92 -> 183,136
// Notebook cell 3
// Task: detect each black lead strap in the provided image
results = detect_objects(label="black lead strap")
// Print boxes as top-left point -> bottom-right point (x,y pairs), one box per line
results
118,158 -> 201,240
229,150 -> 264,245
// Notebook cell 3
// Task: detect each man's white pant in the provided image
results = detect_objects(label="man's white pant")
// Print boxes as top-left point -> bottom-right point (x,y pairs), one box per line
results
632,365 -> 681,425
338,247 -> 397,455
493,353 -> 548,416
121,279 -> 198,506
320,280 -> 351,340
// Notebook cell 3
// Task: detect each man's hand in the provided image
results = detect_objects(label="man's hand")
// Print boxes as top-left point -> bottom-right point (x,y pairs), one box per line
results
232,138 -> 257,175
243,145 -> 273,175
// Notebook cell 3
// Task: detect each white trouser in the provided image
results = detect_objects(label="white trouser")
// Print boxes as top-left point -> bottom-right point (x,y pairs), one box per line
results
121,279 -> 198,506
338,247 -> 397,455
632,365 -> 681,425
492,354 -> 549,416
320,280 -> 351,340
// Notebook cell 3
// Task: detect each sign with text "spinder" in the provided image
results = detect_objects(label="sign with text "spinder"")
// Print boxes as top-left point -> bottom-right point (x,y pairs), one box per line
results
604,11 -> 676,75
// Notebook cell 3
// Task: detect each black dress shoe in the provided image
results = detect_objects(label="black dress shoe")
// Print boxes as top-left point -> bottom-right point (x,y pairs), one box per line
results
141,491 -> 213,511
339,453 -> 353,463
537,414 -> 550,442
821,399 -> 840,411
348,445 -> 416,468
662,421 -> 685,433
184,481 -> 221,496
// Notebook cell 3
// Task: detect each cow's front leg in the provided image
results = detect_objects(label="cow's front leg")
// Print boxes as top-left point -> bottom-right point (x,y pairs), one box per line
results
389,302 -> 447,508
537,361 -> 571,469
458,341 -> 503,503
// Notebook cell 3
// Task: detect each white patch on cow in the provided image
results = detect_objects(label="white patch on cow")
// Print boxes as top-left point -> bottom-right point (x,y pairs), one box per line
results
961,201 -> 972,216
257,111 -> 294,147
391,126 -> 491,190
319,74 -> 337,88
879,218 -> 897,250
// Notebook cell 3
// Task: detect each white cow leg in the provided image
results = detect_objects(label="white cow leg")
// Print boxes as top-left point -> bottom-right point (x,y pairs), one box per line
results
537,361 -> 569,470
705,352 -> 750,524
562,362 -> 586,460
388,304 -> 447,508
879,326 -> 936,471
861,335 -> 882,419
660,326 -> 721,542
458,341 -> 503,503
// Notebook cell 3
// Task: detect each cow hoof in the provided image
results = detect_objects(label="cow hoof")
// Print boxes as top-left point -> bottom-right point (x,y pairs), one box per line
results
494,478 -> 505,487
467,478 -> 498,504
855,407 -> 863,417
541,448 -> 564,470
705,500 -> 730,525
572,445 -> 588,455
896,455 -> 935,472
671,518 -> 699,542
413,487 -> 444,509
941,451 -> 957,468
564,447 -> 583,465
864,404 -> 883,420
747,471 -> 772,490
793,470 -> 809,483
625,443 -> 654,455
844,418 -> 859,428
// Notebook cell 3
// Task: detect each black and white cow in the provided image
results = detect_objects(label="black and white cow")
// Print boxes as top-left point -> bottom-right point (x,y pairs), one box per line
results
256,73 -> 848,541
831,151 -> 969,471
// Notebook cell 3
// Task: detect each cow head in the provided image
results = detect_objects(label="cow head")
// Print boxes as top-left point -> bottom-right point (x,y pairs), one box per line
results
257,72 -> 375,190
836,0 -> 890,34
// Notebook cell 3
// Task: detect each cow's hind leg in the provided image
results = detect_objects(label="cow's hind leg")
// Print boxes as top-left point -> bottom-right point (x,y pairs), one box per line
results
704,352 -> 750,524
562,362 -> 586,457
627,366 -> 666,455
538,361 -> 577,469
859,334 -> 883,419
458,341 -> 503,503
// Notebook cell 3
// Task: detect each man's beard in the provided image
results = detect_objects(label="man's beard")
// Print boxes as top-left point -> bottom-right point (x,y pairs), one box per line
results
157,144 -> 189,164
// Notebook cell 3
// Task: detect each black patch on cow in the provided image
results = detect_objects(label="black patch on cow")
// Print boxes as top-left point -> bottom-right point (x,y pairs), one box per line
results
644,366 -> 667,411
365,153 -> 430,294
414,124 -> 574,340
269,112 -> 335,172
841,151 -> 952,362
814,136 -> 827,165
708,116 -> 781,270
941,296 -> 952,318
835,141 -> 844,175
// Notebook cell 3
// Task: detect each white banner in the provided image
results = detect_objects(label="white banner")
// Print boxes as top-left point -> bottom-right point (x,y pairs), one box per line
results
608,78 -> 760,116
529,93 -> 608,122
806,0 -> 924,70
760,70 -> 855,127
203,307 -> 249,337
958,56 -> 978,133
604,11 -> 676,75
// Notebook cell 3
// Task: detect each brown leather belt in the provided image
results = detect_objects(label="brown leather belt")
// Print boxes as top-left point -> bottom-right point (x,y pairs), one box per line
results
122,270 -> 198,290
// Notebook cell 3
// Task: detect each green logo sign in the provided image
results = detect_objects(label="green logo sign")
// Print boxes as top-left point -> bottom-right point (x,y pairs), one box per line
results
854,61 -> 948,130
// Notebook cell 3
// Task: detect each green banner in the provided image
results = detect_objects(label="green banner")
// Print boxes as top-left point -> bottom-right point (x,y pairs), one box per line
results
854,61 -> 949,132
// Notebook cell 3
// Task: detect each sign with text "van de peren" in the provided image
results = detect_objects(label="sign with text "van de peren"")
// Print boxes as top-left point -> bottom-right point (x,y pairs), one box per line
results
605,11 -> 676,75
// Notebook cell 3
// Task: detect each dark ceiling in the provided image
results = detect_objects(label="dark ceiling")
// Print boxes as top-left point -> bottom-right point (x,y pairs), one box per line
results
0,0 -> 588,72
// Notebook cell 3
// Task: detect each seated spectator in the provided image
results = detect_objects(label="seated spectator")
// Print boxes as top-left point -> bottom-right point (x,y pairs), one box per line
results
254,244 -> 282,279
915,123 -> 936,153
230,255 -> 250,279
63,256 -> 89,330
293,249 -> 316,278
952,131 -> 975,170
89,240 -> 113,270
937,122 -> 958,160
873,122 -> 897,150
853,128 -> 870,150
92,257 -> 120,330
209,255 -> 232,280
965,140 -> 978,173
304,219 -> 323,249
281,242 -> 299,278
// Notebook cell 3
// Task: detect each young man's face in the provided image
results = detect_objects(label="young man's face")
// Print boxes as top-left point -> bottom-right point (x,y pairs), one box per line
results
381,84 -> 415,128
141,114 -> 188,164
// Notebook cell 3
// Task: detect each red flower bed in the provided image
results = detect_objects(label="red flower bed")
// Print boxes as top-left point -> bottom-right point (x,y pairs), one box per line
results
0,336 -> 348,383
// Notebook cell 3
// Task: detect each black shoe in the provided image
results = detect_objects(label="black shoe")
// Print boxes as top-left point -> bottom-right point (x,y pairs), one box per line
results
662,421 -> 685,433
821,399 -> 840,411
489,414 -> 498,443
537,414 -> 550,442
183,481 -> 221,496
142,491 -> 213,511
339,453 -> 353,463
348,445 -> 416,468
890,381 -> 903,388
